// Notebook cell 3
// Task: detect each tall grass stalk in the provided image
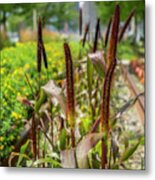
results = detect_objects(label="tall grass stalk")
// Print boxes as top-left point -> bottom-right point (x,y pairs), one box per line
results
64,43 -> 75,148
100,5 -> 120,169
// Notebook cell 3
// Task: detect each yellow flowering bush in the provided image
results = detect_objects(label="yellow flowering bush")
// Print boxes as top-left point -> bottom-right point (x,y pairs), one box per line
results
0,41 -> 80,159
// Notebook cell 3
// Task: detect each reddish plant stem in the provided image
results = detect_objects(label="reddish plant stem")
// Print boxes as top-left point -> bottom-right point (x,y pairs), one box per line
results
100,58 -> 117,169
37,126 -> 40,160
101,139 -> 107,169
31,113 -> 37,160
90,118 -> 100,133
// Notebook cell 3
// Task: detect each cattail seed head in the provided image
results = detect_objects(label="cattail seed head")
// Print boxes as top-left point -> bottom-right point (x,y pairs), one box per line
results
107,5 -> 120,68
119,8 -> 136,42
93,18 -> 100,53
37,17 -> 48,73
82,23 -> 90,47
64,43 -> 75,128
79,8 -> 83,36
105,16 -> 112,48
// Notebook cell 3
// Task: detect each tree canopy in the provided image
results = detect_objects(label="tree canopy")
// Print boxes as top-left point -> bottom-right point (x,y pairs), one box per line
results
95,0 -> 145,24
0,2 -> 78,32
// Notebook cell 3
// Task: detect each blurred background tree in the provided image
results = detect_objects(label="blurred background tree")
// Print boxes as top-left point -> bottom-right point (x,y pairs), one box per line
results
95,0 -> 145,43
95,0 -> 144,23
0,2 -> 78,33
0,2 -> 78,48
0,1 -> 144,49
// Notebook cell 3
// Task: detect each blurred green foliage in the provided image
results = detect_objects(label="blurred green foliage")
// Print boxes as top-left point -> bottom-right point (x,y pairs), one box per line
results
0,2 -> 78,32
96,0 -> 145,24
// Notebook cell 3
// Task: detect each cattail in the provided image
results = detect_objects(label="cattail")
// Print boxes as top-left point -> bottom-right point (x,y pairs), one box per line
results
82,23 -> 90,47
98,24 -> 104,49
38,17 -> 42,43
100,58 -> 117,134
42,43 -> 48,69
118,8 -> 136,42
64,43 -> 75,147
105,17 -> 112,48
100,58 -> 117,169
79,7 -> 83,36
101,5 -> 120,169
93,18 -> 100,53
107,5 -> 120,68
37,17 -> 42,73
37,17 -> 48,73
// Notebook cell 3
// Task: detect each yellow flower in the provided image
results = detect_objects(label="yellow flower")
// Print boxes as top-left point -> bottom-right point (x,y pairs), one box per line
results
11,111 -> 22,120
0,137 -> 4,142
0,145 -> 4,150
24,63 -> 30,71
17,92 -> 21,96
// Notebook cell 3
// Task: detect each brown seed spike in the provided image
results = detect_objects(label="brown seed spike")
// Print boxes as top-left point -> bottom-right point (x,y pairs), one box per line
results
82,23 -> 90,47
79,8 -> 83,36
100,58 -> 117,169
37,17 -> 48,72
37,17 -> 42,73
101,58 -> 117,133
93,18 -> 100,53
38,17 -> 42,43
37,42 -> 42,73
107,5 -> 120,68
42,43 -> 48,69
64,43 -> 75,147
118,8 -> 136,42
105,16 -> 112,48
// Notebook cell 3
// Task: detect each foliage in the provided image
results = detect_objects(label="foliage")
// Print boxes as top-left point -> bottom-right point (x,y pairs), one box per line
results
0,2 -> 78,32
0,2 -> 144,170
95,0 -> 145,24
0,40 -> 80,160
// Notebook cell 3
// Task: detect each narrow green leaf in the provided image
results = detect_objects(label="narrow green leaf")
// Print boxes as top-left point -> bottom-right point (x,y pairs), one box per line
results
33,158 -> 61,167
17,140 -> 30,166
59,128 -> 67,150
34,89 -> 47,113
20,140 -> 30,154
120,140 -> 141,162
111,164 -> 119,169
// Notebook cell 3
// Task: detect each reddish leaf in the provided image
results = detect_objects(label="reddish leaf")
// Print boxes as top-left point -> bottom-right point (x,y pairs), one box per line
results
76,133 -> 103,168
42,80 -> 66,114
60,148 -> 76,168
